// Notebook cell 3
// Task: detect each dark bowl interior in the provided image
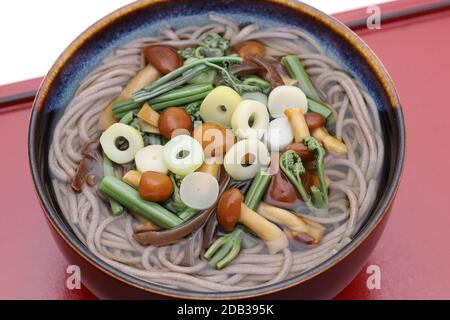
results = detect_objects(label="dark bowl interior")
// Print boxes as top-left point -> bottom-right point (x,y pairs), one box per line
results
28,0 -> 405,299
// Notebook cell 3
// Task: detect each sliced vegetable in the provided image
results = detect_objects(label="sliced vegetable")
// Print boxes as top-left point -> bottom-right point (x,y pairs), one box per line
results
263,117 -> 294,152
139,171 -> 174,202
312,127 -> 347,155
158,107 -> 193,140
193,123 -> 235,158
123,170 -> 142,188
98,64 -> 160,130
162,135 -> 204,176
257,202 -> 325,244
244,171 -> 272,211
137,103 -> 160,127
99,176 -> 182,228
224,139 -> 270,180
99,123 -> 144,164
268,85 -> 308,118
284,107 -> 310,143
134,145 -> 168,174
180,172 -> 219,210
103,153 -> 124,216
235,41 -> 266,61
199,86 -> 242,127
231,100 -> 269,140
137,118 -> 160,134
143,45 -> 182,75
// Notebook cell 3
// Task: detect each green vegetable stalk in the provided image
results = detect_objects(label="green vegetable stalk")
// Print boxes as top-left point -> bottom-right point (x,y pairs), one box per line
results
119,111 -> 134,125
244,171 -> 272,211
282,55 -> 333,122
204,226 -> 244,269
112,55 -> 243,118
102,154 -> 124,216
99,176 -> 183,228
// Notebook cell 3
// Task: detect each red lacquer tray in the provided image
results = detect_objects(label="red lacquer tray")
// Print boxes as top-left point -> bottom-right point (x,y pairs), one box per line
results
1,0 -> 449,299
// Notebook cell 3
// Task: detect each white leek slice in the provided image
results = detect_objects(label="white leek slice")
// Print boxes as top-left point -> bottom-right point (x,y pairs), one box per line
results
268,85 -> 308,118
100,123 -> 144,164
199,86 -> 242,127
162,135 -> 204,176
224,139 -> 270,180
180,172 -> 219,210
134,145 -> 168,174
231,100 -> 269,140
263,117 -> 294,152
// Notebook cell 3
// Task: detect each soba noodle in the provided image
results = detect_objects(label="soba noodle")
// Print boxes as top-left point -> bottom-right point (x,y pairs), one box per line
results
49,15 -> 384,292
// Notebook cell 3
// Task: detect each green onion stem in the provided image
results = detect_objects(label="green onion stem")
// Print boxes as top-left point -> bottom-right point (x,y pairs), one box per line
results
144,55 -> 243,92
282,55 -> 321,102
149,83 -> 213,105
102,154 -> 124,216
151,91 -> 212,111
307,98 -> 333,120
244,172 -> 272,211
133,65 -> 210,104
119,111 -> 134,125
178,207 -> 199,221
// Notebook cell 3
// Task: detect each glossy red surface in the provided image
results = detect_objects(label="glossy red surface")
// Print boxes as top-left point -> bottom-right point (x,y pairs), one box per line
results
1,0 -> 449,299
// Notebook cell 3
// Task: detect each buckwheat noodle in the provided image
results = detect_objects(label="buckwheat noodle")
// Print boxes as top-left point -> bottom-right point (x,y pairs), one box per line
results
49,15 -> 384,292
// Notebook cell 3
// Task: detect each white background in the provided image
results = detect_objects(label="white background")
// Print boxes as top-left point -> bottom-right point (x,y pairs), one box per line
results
0,0 -> 391,85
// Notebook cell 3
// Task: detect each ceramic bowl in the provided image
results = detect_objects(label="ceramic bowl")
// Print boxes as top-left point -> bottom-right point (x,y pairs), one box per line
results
28,0 -> 405,299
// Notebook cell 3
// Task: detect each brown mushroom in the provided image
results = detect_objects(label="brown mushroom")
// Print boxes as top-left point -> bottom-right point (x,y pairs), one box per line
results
217,189 -> 289,254
257,202 -> 325,245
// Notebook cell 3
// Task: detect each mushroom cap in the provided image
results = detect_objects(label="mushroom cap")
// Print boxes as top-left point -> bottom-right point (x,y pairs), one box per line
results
217,188 -> 243,232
